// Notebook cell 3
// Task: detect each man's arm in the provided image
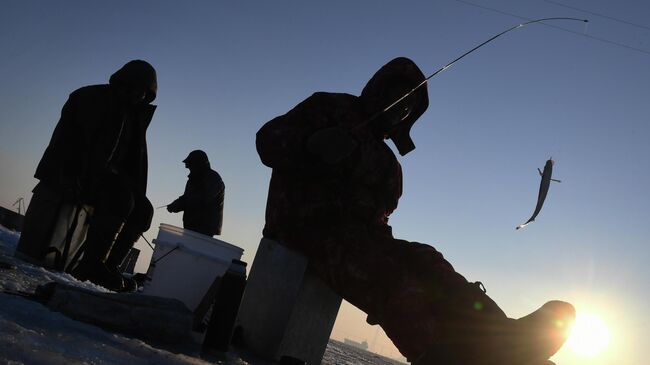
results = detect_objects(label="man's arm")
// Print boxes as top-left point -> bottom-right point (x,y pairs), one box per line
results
256,92 -> 356,170
166,196 -> 185,213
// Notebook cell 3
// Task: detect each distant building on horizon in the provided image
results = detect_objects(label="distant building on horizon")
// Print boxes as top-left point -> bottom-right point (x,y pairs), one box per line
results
343,338 -> 369,350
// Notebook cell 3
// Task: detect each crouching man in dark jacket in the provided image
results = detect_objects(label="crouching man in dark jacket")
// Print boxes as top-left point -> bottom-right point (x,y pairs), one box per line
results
256,57 -> 575,364
167,150 -> 225,236
20,60 -> 158,292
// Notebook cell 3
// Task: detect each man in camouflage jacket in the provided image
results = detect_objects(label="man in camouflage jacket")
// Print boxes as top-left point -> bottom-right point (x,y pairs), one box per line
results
256,58 -> 574,364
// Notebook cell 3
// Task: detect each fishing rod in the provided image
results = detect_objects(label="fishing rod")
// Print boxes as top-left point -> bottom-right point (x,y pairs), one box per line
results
376,17 -> 589,120
140,233 -> 155,251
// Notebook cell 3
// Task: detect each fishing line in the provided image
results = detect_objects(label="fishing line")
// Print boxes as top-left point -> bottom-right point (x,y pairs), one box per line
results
551,129 -> 563,167
153,245 -> 179,264
140,233 -> 155,251
455,0 -> 650,56
373,17 -> 588,122
542,0 -> 650,31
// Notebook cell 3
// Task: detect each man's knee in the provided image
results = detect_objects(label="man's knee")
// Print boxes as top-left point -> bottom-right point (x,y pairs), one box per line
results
91,173 -> 136,218
102,190 -> 135,219
124,196 -> 153,233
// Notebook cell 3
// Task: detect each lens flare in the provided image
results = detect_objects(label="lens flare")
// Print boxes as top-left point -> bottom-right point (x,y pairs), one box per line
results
566,312 -> 610,357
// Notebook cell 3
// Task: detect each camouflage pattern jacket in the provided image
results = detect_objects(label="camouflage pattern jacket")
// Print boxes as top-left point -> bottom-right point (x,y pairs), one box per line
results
256,91 -> 402,244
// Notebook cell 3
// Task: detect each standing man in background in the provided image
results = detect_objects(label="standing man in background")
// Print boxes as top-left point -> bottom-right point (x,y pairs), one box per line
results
167,150 -> 225,236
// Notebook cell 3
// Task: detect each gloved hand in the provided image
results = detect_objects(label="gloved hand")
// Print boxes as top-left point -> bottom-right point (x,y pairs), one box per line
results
166,199 -> 182,213
306,126 -> 358,165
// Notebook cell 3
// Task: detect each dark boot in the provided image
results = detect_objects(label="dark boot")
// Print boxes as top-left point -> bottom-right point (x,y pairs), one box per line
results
73,262 -> 125,291
104,226 -> 139,268
105,227 -> 141,292
71,214 -> 125,291
413,283 -> 575,365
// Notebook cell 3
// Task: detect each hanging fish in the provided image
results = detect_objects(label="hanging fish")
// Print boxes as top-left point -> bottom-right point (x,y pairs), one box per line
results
516,159 -> 561,230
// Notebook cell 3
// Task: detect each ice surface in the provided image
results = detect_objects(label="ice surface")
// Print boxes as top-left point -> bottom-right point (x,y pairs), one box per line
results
0,224 -> 404,365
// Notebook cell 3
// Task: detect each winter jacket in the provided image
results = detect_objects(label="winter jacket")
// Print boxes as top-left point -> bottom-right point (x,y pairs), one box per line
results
169,167 -> 225,236
34,85 -> 156,200
256,91 -> 403,242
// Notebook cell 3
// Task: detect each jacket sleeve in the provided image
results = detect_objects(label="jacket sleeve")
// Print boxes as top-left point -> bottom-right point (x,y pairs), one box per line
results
64,87 -> 113,184
256,92 -> 341,170
57,97 -> 86,183
35,93 -> 88,187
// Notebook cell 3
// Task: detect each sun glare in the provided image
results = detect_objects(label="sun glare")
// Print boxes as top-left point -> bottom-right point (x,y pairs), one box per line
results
566,312 -> 610,357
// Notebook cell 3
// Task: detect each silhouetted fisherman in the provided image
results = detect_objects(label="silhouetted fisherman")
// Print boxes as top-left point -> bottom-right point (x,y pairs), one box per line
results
256,57 -> 575,364
167,150 -> 225,236
22,60 -> 158,292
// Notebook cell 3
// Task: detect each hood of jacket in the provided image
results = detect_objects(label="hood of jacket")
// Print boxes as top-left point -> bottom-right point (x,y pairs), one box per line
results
360,57 -> 429,156
109,60 -> 157,104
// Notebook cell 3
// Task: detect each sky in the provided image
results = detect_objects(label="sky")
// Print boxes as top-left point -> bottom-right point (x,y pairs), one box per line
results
1,0 -> 649,363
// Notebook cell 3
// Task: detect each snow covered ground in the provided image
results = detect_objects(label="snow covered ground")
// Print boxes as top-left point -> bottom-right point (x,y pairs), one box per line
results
0,224 -> 405,365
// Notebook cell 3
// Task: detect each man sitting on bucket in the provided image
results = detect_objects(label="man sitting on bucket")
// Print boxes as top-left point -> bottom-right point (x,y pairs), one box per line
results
255,57 -> 575,364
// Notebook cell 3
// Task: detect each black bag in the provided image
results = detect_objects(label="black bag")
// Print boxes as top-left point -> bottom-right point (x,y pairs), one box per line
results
15,182 -> 93,272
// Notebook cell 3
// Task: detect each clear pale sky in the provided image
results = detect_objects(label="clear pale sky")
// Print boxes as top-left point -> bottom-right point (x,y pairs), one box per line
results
1,1 -> 648,363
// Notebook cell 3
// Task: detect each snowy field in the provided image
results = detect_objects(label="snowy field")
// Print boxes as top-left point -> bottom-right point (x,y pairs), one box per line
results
0,224 -> 405,365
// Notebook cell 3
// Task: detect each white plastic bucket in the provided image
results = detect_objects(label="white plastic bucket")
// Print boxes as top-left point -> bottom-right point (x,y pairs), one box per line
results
142,224 -> 244,311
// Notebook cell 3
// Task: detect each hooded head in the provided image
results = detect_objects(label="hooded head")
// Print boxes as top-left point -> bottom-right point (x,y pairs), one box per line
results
109,60 -> 157,105
183,150 -> 210,171
360,57 -> 429,156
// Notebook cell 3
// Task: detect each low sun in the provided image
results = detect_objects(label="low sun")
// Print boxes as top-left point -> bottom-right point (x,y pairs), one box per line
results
566,312 -> 611,357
